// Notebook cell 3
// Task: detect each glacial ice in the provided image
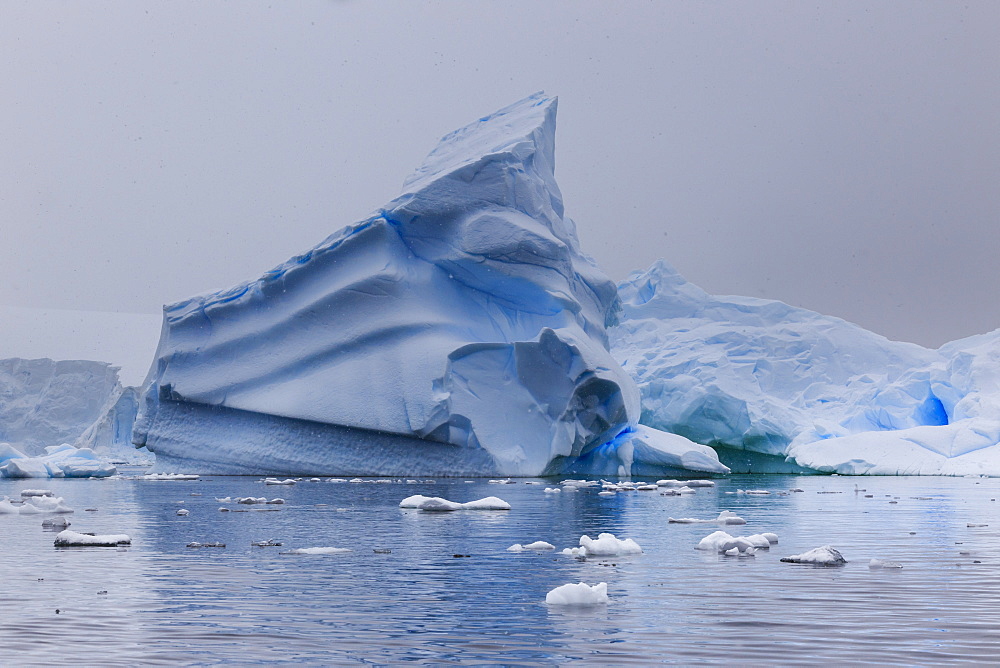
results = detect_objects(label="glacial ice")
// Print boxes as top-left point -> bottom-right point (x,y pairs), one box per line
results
0,443 -> 116,479
0,358 -> 147,464
611,260 -> 1000,476
780,545 -> 847,565
53,530 -> 131,547
133,93 -> 727,478
545,582 -> 609,606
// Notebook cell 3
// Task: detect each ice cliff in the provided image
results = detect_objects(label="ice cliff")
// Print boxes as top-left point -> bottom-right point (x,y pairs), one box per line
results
133,93 -> 726,477
0,358 -> 146,464
611,260 -> 1000,476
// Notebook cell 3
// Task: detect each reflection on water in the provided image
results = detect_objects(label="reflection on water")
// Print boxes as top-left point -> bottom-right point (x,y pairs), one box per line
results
1,472 -> 999,664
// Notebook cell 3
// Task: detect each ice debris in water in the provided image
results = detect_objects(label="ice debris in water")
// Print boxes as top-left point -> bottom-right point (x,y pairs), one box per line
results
656,479 -> 716,488
543,487 -> 561,494
280,547 -> 351,555
545,582 -> 609,606
696,531 -> 777,555
780,545 -> 847,565
507,541 -> 555,552
176,509 -> 189,516
264,478 -> 297,485
143,473 -> 199,481
398,495 -> 510,511
0,495 -> 74,515
42,516 -> 70,529
20,489 -> 54,497
54,530 -> 131,547
669,510 -> 746,525
869,558 -> 903,569
561,533 -> 642,557
0,443 -> 116,479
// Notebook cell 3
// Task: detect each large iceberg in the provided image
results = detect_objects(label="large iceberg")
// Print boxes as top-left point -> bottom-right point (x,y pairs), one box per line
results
611,260 -> 1000,475
133,93 -> 727,478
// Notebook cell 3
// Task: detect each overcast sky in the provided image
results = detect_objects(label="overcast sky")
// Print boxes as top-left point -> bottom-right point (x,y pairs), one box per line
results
2,1 -> 998,348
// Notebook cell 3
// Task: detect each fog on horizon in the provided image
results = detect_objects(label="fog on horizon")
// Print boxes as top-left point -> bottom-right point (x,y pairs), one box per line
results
2,1 -> 998,348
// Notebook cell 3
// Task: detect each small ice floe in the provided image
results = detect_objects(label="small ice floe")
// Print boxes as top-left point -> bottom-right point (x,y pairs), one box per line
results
1,495 -> 74,514
560,479 -> 599,488
309,478 -> 321,482
780,545 -> 847,566
144,473 -> 199,481
399,495 -> 510,511
176,509 -> 189,516
656,479 -> 683,487
42,516 -> 70,529
636,484 -> 658,491
20,489 -> 54,497
695,531 -> 776,555
279,547 -> 351,555
523,481 -> 541,485
676,486 -> 696,494
967,523 -> 989,528
564,533 -> 642,557
687,480 -> 717,488
216,497 -> 232,503
668,510 -> 747,525
265,478 -> 296,485
54,530 -> 130,547
598,490 -> 616,497
251,539 -> 283,547
545,582 -> 608,606
725,546 -> 755,557
869,558 -> 903,569
237,497 -> 267,504
544,487 -> 561,494
329,478 -> 349,483
737,489 -> 771,495
18,503 -> 42,514
0,498 -> 19,514
186,542 -> 225,548
507,541 -> 555,552
488,478 -> 516,485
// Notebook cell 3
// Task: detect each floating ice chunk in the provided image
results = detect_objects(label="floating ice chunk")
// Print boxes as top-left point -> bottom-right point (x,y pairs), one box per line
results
761,532 -> 779,544
545,582 -> 609,606
176,509 -> 189,516
417,497 -> 465,512
598,491 -> 616,497
488,479 -> 515,485
636,484 -> 658,491
686,480 -> 717,487
461,496 -> 510,510
507,541 -> 555,552
725,546 -> 755,556
780,545 -> 847,565
0,498 -> 18,514
280,547 -> 351,555
669,511 -> 747,525
18,502 -> 41,515
54,530 -> 131,547
399,495 -> 434,509
561,480 -> 599,488
676,486 -> 696,494
42,516 -> 70,529
265,478 -> 296,485
544,487 -> 561,494
41,499 -> 72,513
266,498 -> 285,505
251,539 -> 283,547
561,546 -> 586,557
237,497 -> 268,505
695,530 -> 766,554
869,558 -> 903,569
579,533 -> 643,556
216,497 -> 232,503
20,489 -> 53,497
143,473 -> 199,481
187,542 -> 225,548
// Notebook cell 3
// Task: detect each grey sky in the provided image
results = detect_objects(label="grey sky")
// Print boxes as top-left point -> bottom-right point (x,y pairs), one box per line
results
2,1 -> 998,348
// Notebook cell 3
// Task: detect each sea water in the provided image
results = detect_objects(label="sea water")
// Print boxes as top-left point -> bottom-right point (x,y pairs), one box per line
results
1,472 -> 998,665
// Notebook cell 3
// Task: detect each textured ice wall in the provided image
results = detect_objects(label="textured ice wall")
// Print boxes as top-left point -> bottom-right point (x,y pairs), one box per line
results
134,94 -> 727,477
612,260 -> 1000,475
0,358 -> 146,463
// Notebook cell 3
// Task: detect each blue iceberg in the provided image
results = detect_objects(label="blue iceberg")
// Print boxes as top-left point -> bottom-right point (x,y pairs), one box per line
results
133,94 -> 727,477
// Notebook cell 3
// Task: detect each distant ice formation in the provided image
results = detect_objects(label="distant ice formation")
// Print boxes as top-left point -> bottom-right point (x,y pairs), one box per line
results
0,358 -> 149,465
0,443 -> 116,479
612,260 -> 1000,476
133,93 -> 727,478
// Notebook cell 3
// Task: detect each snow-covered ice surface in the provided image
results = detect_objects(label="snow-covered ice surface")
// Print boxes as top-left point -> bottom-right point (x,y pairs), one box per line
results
53,529 -> 131,547
780,545 -> 847,566
2,473 -> 1000,664
611,260 -> 1000,476
133,93 -> 726,478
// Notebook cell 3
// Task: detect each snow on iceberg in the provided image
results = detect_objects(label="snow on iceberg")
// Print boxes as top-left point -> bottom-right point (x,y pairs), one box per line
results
611,259 -> 1000,476
132,93 -> 727,478
780,545 -> 847,565
0,443 -> 116,479
54,530 -> 131,547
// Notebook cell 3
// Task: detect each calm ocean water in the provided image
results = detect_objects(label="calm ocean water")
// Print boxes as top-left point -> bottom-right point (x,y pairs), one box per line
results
1,471 -> 998,665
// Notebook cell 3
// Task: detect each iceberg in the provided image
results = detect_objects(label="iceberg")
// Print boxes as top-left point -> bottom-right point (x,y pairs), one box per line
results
611,260 -> 1000,476
0,358 -> 149,465
0,443 -> 116,479
133,93 -> 727,478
